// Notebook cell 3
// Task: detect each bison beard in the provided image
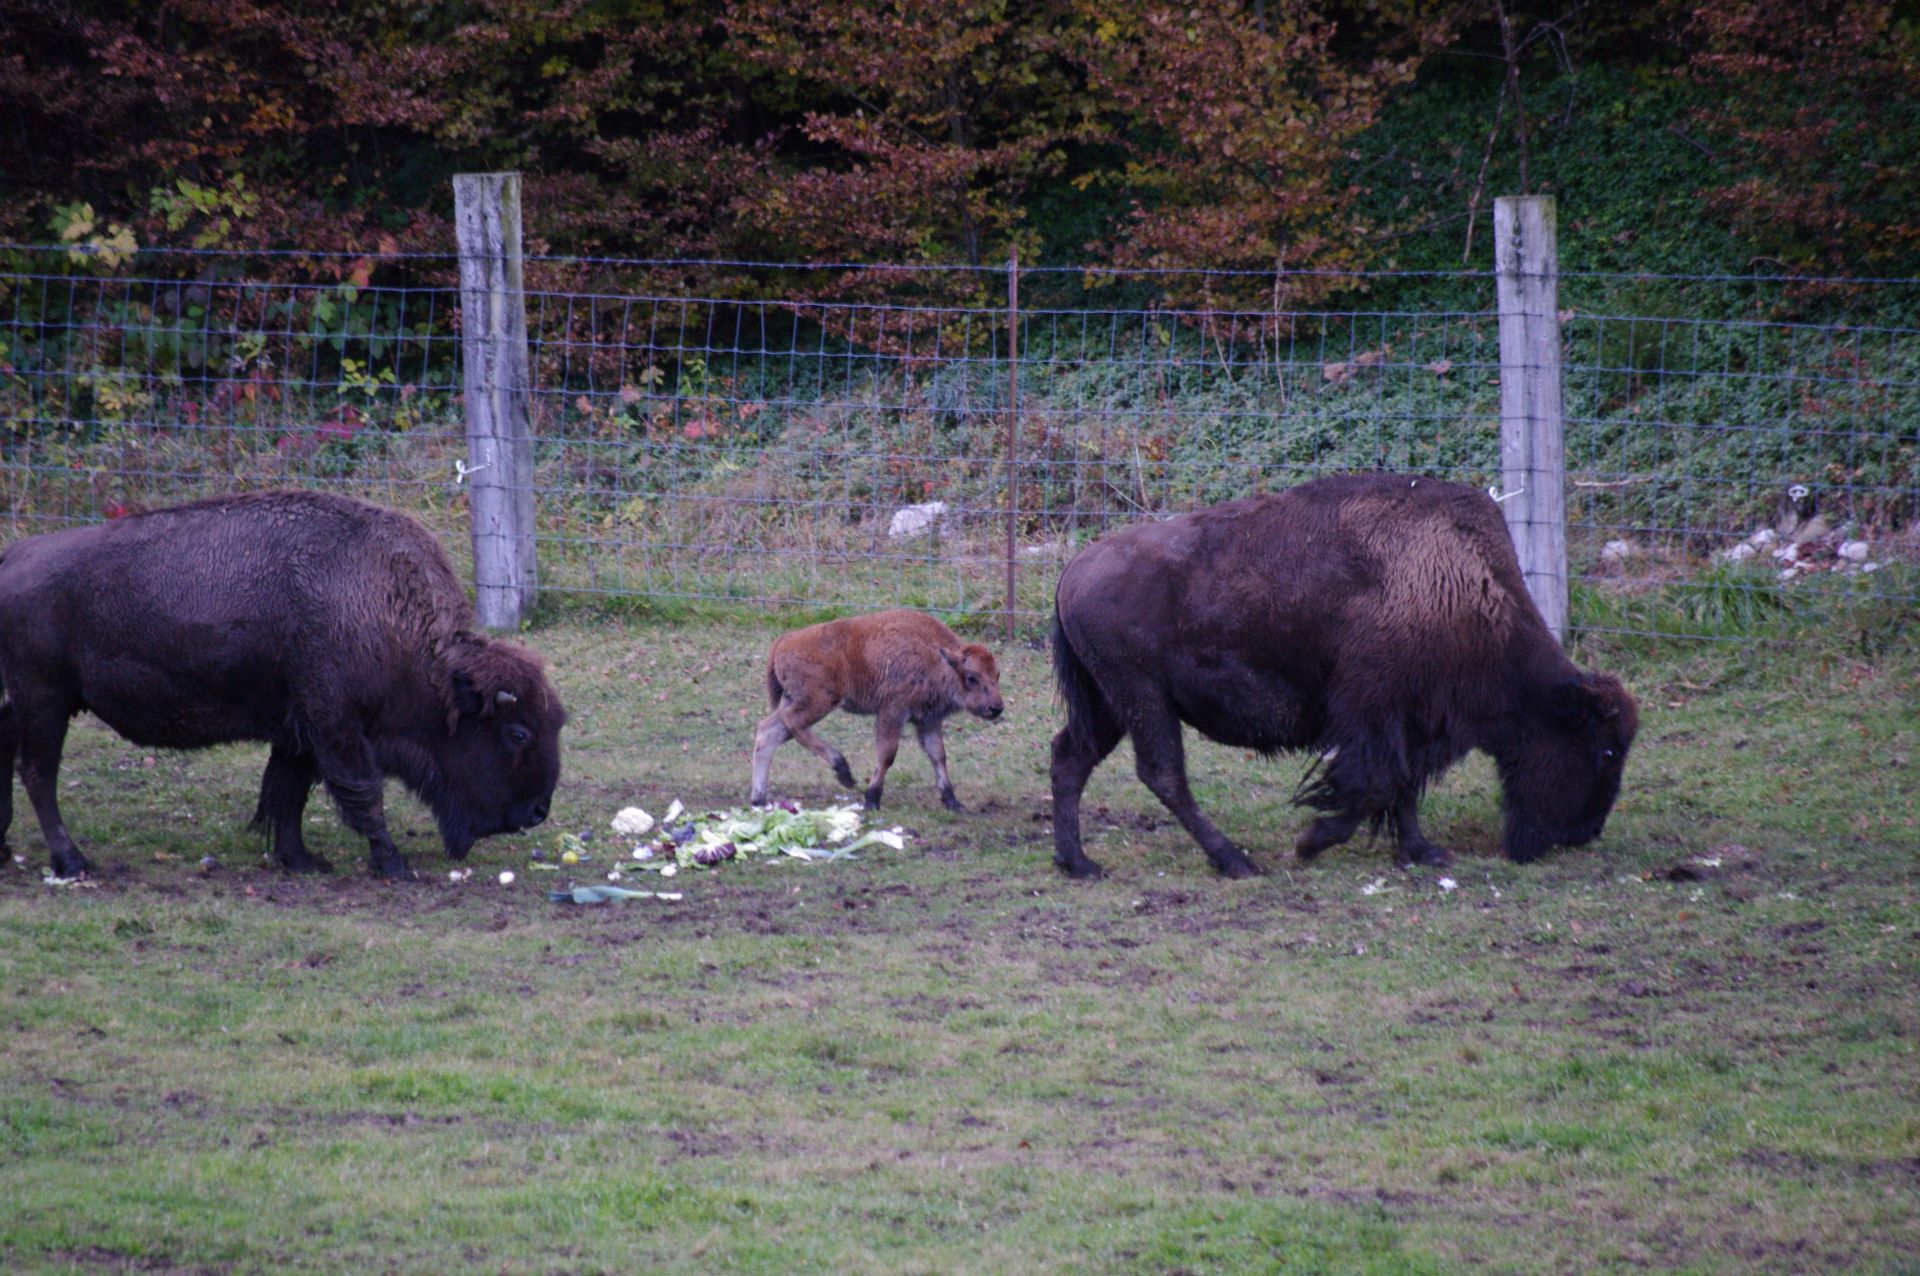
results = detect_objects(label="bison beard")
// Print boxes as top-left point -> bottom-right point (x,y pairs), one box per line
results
0,490 -> 566,879
1048,474 -> 1638,879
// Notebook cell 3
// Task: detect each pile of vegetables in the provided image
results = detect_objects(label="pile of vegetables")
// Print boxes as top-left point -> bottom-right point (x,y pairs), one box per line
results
541,799 -> 908,901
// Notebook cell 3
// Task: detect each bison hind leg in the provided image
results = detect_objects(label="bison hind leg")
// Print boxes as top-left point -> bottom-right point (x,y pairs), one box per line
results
255,747 -> 331,873
0,698 -> 12,852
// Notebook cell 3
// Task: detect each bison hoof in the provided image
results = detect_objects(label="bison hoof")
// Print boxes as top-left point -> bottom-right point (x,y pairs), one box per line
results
371,856 -> 417,882
1212,853 -> 1264,879
50,850 -> 95,880
862,790 -> 884,810
1056,856 -> 1106,880
280,850 -> 334,875
833,760 -> 858,789
940,790 -> 966,813
1398,841 -> 1452,869
748,789 -> 769,807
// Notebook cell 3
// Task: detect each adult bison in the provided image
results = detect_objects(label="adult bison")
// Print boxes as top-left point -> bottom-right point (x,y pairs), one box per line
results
0,490 -> 566,880
1049,474 -> 1637,879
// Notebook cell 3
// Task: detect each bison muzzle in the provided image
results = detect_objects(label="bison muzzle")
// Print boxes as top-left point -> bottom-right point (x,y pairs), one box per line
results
1048,474 -> 1638,879
0,490 -> 566,879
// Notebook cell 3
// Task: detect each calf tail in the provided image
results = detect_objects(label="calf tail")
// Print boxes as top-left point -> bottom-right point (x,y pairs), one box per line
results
766,663 -> 784,710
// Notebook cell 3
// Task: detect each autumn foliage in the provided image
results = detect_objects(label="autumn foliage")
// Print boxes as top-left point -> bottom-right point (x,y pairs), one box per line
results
0,0 -> 1913,289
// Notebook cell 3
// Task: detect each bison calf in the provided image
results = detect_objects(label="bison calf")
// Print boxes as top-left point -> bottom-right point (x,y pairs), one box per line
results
750,609 -> 1003,811
1049,474 -> 1638,878
0,490 -> 566,879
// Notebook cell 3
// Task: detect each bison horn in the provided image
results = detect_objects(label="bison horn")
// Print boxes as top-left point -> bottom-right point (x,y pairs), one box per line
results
496,690 -> 518,706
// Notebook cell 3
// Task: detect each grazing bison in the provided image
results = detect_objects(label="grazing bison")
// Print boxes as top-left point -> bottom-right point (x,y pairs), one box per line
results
0,490 -> 566,880
750,609 -> 1004,811
1049,474 -> 1638,879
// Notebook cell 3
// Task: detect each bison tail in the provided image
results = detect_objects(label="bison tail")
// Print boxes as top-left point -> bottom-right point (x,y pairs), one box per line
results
766,664 -> 784,710
1050,606 -> 1109,749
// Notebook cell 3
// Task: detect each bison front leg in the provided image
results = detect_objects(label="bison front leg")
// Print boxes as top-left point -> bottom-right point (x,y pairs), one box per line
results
313,728 -> 412,880
914,719 -> 965,811
254,746 -> 329,873
1390,791 -> 1450,869
863,710 -> 907,810
1130,707 -> 1262,879
9,696 -> 93,878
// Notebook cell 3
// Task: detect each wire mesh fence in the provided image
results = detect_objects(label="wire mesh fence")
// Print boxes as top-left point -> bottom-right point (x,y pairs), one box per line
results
1,242 -> 1915,644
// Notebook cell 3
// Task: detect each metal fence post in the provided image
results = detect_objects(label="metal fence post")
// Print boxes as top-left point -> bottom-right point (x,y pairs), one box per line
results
1494,194 -> 1568,644
1005,246 -> 1021,641
453,172 -> 538,630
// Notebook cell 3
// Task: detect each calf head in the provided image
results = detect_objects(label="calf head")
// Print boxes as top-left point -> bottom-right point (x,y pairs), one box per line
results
433,640 -> 568,857
1500,671 -> 1639,862
941,643 -> 1005,721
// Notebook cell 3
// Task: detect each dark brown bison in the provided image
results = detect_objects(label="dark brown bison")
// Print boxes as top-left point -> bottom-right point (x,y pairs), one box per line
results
1049,474 -> 1638,879
0,490 -> 566,880
750,609 -> 1004,811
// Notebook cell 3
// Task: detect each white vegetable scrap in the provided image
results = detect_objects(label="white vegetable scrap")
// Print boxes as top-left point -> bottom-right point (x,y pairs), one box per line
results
497,871 -> 516,885
1360,877 -> 1390,897
611,806 -> 655,837
1437,877 -> 1458,892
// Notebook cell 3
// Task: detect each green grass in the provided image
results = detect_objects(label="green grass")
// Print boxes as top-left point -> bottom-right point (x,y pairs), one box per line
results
2,616 -> 1917,1273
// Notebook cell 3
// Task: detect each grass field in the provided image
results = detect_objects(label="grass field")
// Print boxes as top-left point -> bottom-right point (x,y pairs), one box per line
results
2,615 -> 1917,1274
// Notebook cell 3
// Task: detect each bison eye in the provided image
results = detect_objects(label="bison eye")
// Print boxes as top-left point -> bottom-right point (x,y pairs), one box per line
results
504,723 -> 534,749
1599,747 -> 1617,764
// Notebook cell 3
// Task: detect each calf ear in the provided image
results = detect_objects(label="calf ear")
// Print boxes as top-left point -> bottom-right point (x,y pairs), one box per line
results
940,647 -> 965,672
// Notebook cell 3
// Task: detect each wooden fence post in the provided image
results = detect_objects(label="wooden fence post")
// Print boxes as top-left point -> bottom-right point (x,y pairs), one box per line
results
1005,246 -> 1020,642
453,172 -> 538,630
1494,195 -> 1569,644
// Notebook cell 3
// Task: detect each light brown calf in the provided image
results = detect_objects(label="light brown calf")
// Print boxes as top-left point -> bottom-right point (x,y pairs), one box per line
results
750,609 -> 1004,810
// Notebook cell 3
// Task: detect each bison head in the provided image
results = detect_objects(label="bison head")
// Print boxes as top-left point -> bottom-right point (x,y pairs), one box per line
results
430,640 -> 567,858
1499,671 -> 1639,862
941,643 -> 1005,721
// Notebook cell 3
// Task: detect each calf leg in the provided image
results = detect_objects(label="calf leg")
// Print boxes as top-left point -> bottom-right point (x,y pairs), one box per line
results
11,695 -> 90,878
863,710 -> 907,810
253,746 -> 329,873
748,713 -> 789,805
915,719 -> 965,811
1049,709 -> 1125,879
1129,703 -> 1261,879
750,693 -> 855,804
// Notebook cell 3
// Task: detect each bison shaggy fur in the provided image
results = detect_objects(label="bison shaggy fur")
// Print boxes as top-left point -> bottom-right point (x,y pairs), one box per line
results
0,489 -> 566,879
1049,473 -> 1638,879
750,609 -> 1004,811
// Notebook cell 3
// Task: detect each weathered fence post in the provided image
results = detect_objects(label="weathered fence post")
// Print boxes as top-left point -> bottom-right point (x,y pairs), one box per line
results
453,172 -> 538,630
1005,245 -> 1020,642
1494,195 -> 1568,644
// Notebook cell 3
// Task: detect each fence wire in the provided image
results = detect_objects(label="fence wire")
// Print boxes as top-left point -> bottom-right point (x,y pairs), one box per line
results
1,245 -> 1914,643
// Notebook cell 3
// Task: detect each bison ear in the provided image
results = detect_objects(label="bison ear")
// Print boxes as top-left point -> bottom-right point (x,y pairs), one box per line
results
940,647 -> 965,672
450,670 -> 488,727
1538,679 -> 1600,732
